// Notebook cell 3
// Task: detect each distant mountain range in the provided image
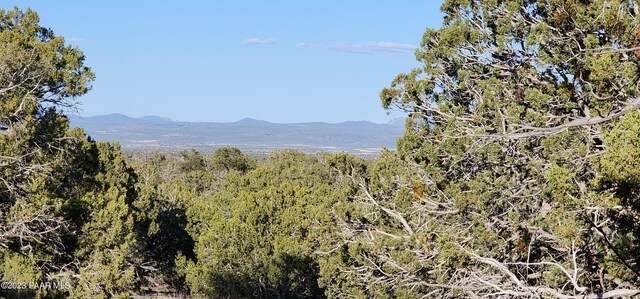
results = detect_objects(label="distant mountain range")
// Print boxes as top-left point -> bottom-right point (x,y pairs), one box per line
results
68,114 -> 406,157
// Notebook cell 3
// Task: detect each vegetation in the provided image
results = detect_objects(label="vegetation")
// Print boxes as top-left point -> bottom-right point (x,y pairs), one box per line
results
2,1 -> 640,298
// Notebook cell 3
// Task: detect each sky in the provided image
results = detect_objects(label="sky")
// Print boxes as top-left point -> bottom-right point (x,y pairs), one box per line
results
6,1 -> 445,123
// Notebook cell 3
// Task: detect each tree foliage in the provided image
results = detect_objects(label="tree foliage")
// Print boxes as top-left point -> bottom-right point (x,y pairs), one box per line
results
0,8 -> 142,298
4,2 -> 640,298
316,0 -> 640,298
210,146 -> 256,174
126,147 -> 257,293
181,150 -> 347,298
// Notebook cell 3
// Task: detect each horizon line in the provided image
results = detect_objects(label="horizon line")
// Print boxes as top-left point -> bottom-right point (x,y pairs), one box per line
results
68,112 -> 407,125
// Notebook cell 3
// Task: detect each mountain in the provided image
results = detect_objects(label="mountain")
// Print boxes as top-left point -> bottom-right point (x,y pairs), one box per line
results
69,113 -> 140,124
234,117 -> 271,125
68,114 -> 405,157
69,114 -> 172,124
138,115 -> 173,122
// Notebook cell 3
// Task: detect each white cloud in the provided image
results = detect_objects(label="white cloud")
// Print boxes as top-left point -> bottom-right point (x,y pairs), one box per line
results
241,38 -> 277,45
296,41 -> 417,55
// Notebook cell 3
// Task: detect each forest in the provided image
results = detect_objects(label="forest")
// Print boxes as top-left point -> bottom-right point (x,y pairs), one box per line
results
2,0 -> 640,298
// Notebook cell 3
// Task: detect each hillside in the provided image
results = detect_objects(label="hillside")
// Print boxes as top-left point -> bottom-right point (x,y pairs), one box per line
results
68,114 -> 405,157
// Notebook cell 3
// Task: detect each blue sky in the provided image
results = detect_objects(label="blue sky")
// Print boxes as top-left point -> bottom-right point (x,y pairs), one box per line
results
7,1 -> 444,123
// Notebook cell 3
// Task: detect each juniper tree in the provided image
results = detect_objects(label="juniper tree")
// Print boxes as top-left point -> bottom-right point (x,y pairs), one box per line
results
181,150 -> 350,298
1,8 -> 142,298
319,0 -> 640,298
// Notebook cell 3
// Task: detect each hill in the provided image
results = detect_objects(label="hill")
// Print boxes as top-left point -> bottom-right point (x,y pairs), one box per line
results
68,114 -> 405,157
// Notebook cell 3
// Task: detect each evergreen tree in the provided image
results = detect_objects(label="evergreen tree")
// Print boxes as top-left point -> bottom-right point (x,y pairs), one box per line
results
182,150 -> 349,298
321,0 -> 640,298
1,8 -> 142,298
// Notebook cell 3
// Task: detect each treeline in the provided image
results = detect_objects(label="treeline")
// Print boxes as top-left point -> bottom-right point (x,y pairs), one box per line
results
3,1 -> 640,298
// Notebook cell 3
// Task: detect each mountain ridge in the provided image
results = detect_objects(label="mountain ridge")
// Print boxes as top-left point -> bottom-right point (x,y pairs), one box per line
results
68,114 -> 405,157
70,114 -> 403,125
